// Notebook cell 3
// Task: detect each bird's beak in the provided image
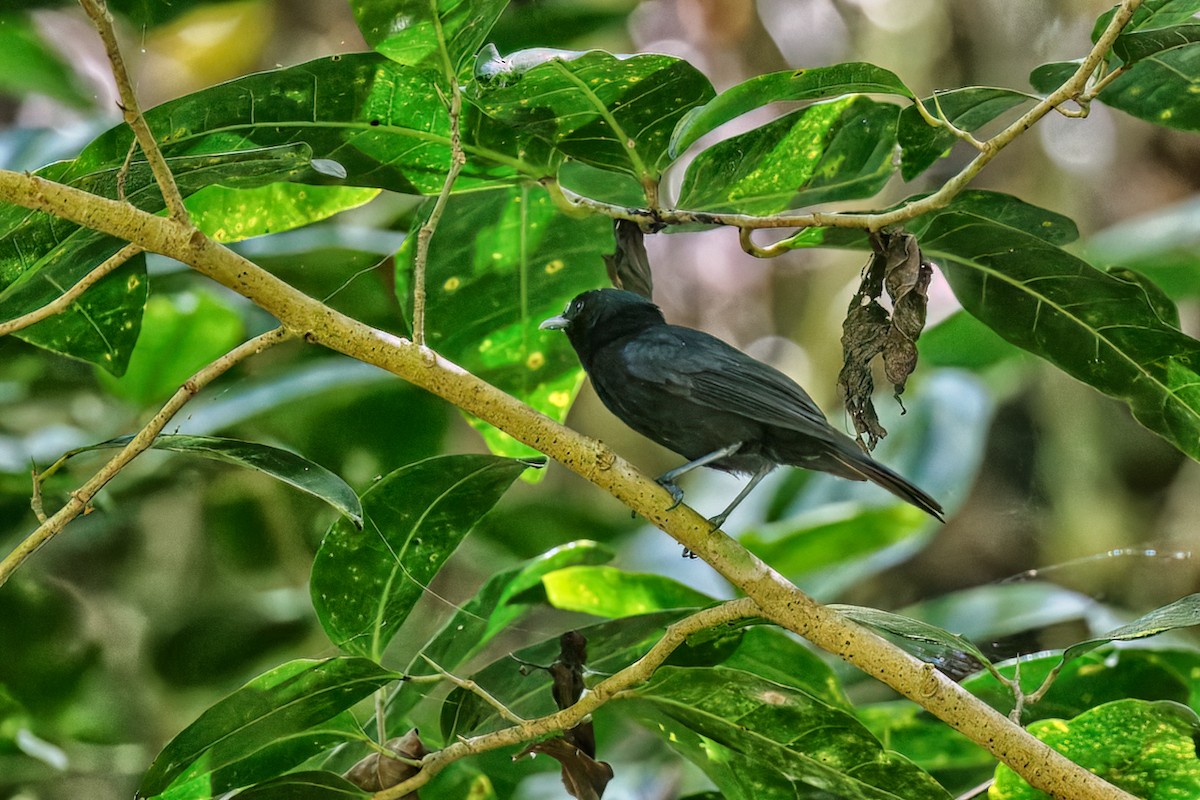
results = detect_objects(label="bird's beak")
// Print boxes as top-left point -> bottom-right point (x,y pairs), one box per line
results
539,314 -> 569,331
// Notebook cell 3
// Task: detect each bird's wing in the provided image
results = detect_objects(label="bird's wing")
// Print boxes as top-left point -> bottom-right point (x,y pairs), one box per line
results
621,326 -> 840,440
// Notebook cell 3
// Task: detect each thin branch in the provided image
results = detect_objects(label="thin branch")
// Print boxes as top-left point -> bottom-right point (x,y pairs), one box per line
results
78,0 -> 190,225
0,326 -> 292,588
377,599 -> 760,799
418,655 -> 526,725
0,243 -> 142,337
0,170 -> 1136,800
911,92 -> 986,151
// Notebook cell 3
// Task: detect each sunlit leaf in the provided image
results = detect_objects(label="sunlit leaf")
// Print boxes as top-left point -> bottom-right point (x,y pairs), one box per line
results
137,658 -> 396,798
678,96 -> 898,214
541,565 -> 713,617
670,62 -> 912,156
187,184 -> 380,244
991,700 -> 1200,799
622,667 -> 951,800
470,48 -> 714,182
70,434 -> 363,526
352,0 -> 509,73
396,184 -> 611,462
310,454 -> 538,659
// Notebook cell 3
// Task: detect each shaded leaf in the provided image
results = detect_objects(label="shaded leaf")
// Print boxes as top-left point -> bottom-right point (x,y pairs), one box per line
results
719,626 -> 852,711
540,565 -> 713,617
621,666 -> 951,800
311,454 -> 537,659
231,771 -> 369,800
137,658 -> 397,798
1062,592 -> 1200,664
353,0 -> 509,73
678,95 -> 898,214
1115,23 -> 1200,62
71,434 -> 363,527
470,48 -> 714,180
857,702 -> 993,777
97,290 -> 244,406
0,11 -> 92,108
670,62 -> 913,156
1028,60 -> 1080,93
897,87 -> 1034,180
396,184 -> 611,462
831,605 -> 992,680
1094,0 -> 1200,42
1096,43 -> 1200,131
991,700 -> 1200,799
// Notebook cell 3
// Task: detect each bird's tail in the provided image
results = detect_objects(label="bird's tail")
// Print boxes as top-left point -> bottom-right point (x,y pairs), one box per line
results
828,450 -> 945,522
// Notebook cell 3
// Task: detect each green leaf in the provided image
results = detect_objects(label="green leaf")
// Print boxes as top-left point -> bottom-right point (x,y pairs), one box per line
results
1062,593 -> 1200,664
720,626 -> 852,711
137,658 -> 397,798
919,311 -> 1025,369
678,96 -> 899,214
670,63 -> 913,156
470,48 -> 715,181
441,610 -> 695,739
991,700 -> 1200,799
1115,23 -> 1200,62
830,605 -> 993,676
216,771 -> 368,800
541,565 -> 714,617
919,209 -> 1200,463
1085,195 -> 1200,299
1097,44 -> 1200,131
385,540 -> 613,725
96,290 -> 244,406
897,87 -> 1034,180
1095,0 -> 1200,41
621,666 -> 951,800
857,702 -> 993,776
1028,61 -> 1080,93
395,184 -> 611,462
0,12 -> 92,108
69,434 -> 363,527
352,0 -> 509,73
742,504 -> 933,579
156,713 -> 366,800
310,454 -> 537,659
186,184 -> 380,244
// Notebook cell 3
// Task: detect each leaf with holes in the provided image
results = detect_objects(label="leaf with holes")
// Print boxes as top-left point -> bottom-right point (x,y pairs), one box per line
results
395,184 -> 612,462
678,95 -> 899,214
310,454 -> 539,659
469,48 -> 714,184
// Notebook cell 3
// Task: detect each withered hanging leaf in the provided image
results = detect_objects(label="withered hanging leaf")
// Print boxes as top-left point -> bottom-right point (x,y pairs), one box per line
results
838,231 -> 932,449
516,737 -> 614,800
603,219 -> 654,298
343,728 -> 428,794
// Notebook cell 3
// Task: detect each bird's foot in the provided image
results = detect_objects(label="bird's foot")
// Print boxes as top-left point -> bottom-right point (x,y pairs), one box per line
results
655,477 -> 685,510
707,512 -> 730,532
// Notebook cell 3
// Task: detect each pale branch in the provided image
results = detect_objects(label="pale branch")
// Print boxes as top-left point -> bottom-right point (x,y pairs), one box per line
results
0,243 -> 142,337
0,170 -> 1136,800
0,325 -> 293,588
418,654 -> 526,725
77,0 -> 191,225
376,599 -> 761,800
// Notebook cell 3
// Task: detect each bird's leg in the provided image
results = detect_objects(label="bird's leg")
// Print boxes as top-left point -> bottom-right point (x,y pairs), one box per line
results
654,442 -> 743,511
708,464 -> 773,531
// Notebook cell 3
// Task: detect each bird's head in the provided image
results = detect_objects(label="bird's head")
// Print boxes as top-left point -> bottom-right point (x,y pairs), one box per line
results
540,289 -> 665,363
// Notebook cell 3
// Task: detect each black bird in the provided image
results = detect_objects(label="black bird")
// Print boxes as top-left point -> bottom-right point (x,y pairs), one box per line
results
540,289 -> 943,528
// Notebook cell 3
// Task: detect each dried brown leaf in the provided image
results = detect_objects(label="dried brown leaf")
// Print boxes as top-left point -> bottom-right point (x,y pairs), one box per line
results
343,728 -> 428,794
603,219 -> 654,298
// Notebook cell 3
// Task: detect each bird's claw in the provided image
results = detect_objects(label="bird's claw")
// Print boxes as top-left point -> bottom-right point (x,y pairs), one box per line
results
655,477 -> 685,510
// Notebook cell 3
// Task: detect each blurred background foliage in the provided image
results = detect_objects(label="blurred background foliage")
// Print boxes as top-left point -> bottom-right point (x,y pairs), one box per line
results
3,0 -> 1200,798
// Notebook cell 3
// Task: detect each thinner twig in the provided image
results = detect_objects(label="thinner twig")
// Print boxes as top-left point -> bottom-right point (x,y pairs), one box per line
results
0,326 -> 293,588
0,243 -> 143,338
418,655 -> 526,725
78,0 -> 190,225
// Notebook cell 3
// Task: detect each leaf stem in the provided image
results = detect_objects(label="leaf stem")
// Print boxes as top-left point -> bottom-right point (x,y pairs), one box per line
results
78,0 -> 191,225
0,243 -> 142,337
0,326 -> 292,589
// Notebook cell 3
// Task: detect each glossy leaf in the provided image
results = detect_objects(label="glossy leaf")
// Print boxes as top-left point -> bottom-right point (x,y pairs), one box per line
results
352,0 -> 508,73
621,667 -> 951,800
470,48 -> 714,180
97,290 -> 244,406
215,771 -> 368,800
186,183 -> 380,244
540,565 -> 713,617
441,610 -> 694,739
920,209 -> 1200,462
156,713 -> 366,800
670,62 -> 913,156
1094,0 -> 1200,41
395,184 -> 611,461
1097,43 -> 1200,131
386,540 -> 613,724
857,702 -> 993,777
71,434 -> 363,526
1061,592 -> 1200,663
719,626 -> 852,711
897,87 -> 1034,180
137,658 -> 397,798
678,95 -> 899,214
992,700 -> 1200,799
310,454 -> 537,659
1115,23 -> 1200,62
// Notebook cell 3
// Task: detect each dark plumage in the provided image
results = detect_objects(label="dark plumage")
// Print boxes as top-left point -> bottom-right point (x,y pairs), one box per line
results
540,289 -> 943,528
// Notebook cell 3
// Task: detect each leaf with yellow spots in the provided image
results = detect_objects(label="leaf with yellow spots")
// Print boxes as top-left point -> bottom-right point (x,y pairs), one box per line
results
396,184 -> 612,471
